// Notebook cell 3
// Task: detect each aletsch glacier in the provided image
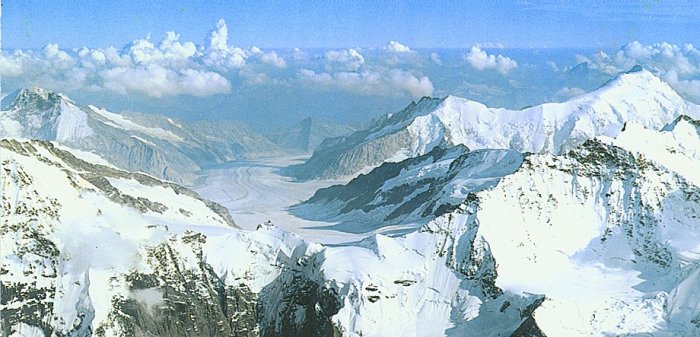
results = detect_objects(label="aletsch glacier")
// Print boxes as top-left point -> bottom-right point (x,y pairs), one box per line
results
3,67 -> 700,336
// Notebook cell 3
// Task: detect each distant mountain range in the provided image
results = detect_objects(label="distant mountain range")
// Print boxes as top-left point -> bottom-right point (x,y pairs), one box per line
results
287,67 -> 700,180
0,88 -> 353,184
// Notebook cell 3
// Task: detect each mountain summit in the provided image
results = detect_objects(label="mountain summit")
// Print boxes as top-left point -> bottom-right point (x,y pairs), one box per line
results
287,67 -> 700,180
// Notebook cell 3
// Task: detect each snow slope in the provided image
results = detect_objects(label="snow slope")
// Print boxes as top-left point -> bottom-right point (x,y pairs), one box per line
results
295,117 -> 700,336
5,118 -> 700,336
0,87 -> 282,184
293,145 -> 523,235
289,67 -> 700,180
7,69 -> 700,337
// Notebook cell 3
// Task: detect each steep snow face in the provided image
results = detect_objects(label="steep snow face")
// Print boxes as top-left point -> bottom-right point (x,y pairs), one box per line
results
607,116 -> 700,186
0,87 -> 93,142
291,68 -> 700,180
286,117 -> 700,336
55,101 -> 94,142
88,105 -> 183,143
294,145 -> 523,235
0,139 -> 236,336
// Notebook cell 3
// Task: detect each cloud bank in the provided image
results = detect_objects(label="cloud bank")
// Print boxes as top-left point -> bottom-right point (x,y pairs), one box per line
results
298,68 -> 434,98
576,41 -> 700,99
465,46 -> 518,74
0,19 -> 291,97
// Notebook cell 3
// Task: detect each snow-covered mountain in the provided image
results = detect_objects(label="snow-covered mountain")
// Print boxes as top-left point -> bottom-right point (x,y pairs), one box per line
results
0,88 -> 281,184
6,66 -> 700,337
6,113 -> 700,336
266,117 -> 356,153
293,145 -> 523,234
290,115 -> 700,336
287,67 -> 700,180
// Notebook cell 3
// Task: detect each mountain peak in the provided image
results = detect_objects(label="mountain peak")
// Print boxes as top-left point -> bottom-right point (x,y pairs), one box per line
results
7,87 -> 74,112
592,65 -> 677,101
625,64 -> 644,74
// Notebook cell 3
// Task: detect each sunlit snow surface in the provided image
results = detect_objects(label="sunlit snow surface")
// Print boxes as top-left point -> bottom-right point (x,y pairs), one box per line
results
6,70 -> 700,336
194,156 -> 365,244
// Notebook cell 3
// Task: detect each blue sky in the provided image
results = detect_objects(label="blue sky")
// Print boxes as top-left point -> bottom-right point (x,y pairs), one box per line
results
3,1 -> 700,49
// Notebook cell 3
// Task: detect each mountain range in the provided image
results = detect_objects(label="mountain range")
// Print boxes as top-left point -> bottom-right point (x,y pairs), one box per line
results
4,66 -> 700,336
287,67 -> 700,180
0,89 -> 353,185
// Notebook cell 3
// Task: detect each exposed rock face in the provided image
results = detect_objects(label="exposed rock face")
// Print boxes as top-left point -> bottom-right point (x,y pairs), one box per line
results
294,145 -> 523,233
95,233 -> 260,337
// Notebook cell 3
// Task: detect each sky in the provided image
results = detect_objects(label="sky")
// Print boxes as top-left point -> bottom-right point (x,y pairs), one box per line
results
2,1 -> 700,131
3,1 -> 700,49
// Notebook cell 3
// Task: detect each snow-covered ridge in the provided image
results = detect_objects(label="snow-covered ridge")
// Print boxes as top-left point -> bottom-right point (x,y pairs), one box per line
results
88,105 -> 184,143
5,114 -> 700,336
293,145 -> 523,235
289,67 -> 700,180
294,116 -> 700,336
0,87 -> 284,184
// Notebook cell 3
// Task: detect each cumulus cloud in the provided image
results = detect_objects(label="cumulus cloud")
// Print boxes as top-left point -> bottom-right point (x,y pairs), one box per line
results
101,65 -> 231,97
576,41 -> 700,99
465,46 -> 518,75
298,68 -> 433,98
0,19 -> 316,97
385,41 -> 412,53
324,48 -> 365,71
0,51 -> 25,77
663,70 -> 700,99
203,19 -> 248,69
580,41 -> 699,75
430,52 -> 442,65
259,51 -> 287,68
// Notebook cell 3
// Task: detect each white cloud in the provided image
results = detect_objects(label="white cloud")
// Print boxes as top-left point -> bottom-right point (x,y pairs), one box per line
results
260,51 -> 287,68
0,19 -> 301,97
465,46 -> 518,75
324,49 -> 365,71
430,52 -> 442,65
577,41 -> 700,99
663,70 -> 700,100
385,41 -> 412,53
298,68 -> 433,98
208,19 -> 229,51
0,51 -> 25,77
580,41 -> 700,76
101,65 -> 231,97
203,20 -> 248,69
